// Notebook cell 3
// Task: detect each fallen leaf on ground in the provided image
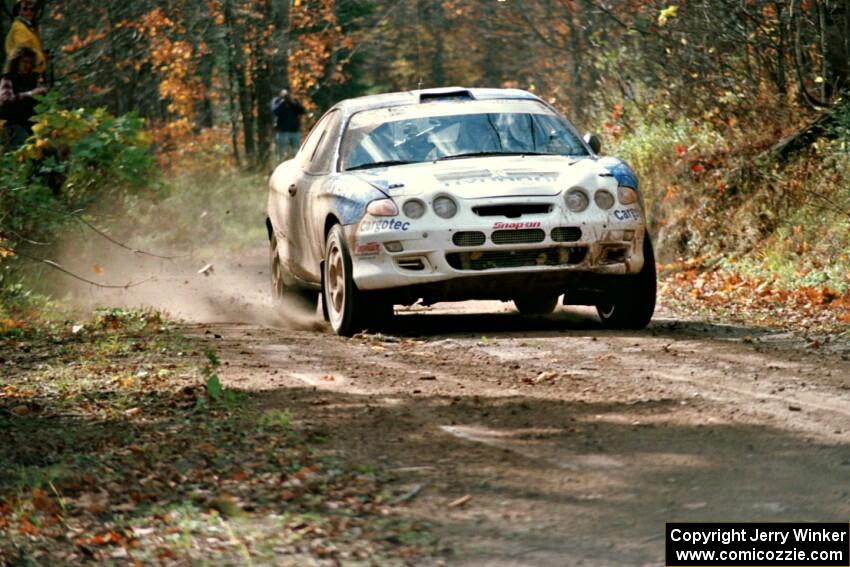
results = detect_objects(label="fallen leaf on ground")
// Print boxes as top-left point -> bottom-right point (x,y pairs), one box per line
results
448,495 -> 472,508
11,405 -> 31,416
124,407 -> 142,418
534,371 -> 559,384
76,530 -> 123,546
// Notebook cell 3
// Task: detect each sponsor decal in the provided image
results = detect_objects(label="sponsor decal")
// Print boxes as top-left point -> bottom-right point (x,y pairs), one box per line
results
359,219 -> 412,233
440,173 -> 560,186
613,209 -> 641,222
493,221 -> 542,230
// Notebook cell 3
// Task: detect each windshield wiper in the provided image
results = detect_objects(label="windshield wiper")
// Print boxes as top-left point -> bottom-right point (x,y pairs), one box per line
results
346,160 -> 418,171
435,151 -> 554,162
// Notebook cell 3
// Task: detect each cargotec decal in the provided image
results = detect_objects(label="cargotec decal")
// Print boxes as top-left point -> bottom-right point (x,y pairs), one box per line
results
360,219 -> 412,233
613,209 -> 641,222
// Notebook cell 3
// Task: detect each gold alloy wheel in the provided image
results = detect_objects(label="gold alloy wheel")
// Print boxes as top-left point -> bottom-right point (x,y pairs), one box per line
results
325,237 -> 346,327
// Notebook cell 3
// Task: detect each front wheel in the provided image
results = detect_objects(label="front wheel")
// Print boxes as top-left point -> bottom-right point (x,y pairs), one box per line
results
596,235 -> 657,329
323,225 -> 392,336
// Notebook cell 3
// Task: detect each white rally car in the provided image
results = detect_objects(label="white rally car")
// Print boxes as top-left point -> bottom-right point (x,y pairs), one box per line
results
267,87 -> 655,336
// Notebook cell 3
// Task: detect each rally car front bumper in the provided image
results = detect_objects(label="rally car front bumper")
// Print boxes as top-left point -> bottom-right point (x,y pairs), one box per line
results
346,196 -> 647,295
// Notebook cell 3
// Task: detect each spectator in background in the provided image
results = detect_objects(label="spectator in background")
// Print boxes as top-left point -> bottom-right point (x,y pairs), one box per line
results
1,46 -> 46,150
272,89 -> 305,161
5,0 -> 46,77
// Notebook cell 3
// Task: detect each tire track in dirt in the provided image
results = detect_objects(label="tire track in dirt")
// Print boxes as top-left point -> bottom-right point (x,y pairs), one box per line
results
196,305 -> 849,566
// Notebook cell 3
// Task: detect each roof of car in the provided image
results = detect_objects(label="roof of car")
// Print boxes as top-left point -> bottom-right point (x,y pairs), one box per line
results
331,87 -> 543,115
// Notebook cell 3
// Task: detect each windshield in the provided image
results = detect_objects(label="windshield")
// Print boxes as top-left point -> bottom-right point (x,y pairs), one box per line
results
340,99 -> 589,171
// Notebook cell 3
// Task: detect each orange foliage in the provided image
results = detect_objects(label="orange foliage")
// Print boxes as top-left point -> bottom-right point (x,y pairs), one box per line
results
288,0 -> 353,109
128,7 -> 210,156
136,8 -> 205,126
61,28 -> 105,54
661,264 -> 850,331
148,126 -> 235,174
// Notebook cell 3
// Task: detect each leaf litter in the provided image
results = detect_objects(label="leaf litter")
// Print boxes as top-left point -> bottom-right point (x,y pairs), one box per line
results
0,309 -> 437,565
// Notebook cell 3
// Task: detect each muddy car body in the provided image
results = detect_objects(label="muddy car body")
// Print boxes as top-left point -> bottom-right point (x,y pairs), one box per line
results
267,87 -> 656,335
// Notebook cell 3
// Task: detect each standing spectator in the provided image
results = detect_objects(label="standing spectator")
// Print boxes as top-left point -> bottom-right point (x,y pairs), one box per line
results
1,46 -> 46,150
272,89 -> 305,161
5,0 -> 46,76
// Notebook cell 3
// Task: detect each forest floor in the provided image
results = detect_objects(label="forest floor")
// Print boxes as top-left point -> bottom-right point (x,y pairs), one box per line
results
2,250 -> 849,565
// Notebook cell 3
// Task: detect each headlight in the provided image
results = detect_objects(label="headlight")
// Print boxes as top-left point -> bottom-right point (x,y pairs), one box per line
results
565,188 -> 590,213
618,186 -> 638,205
366,198 -> 398,217
433,196 -> 458,219
402,199 -> 426,219
594,190 -> 615,210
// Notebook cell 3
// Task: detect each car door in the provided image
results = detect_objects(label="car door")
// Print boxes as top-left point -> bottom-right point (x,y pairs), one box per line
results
288,110 -> 339,282
299,110 -> 344,282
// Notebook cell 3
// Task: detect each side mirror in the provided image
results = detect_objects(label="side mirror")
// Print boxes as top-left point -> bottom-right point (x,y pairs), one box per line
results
584,133 -> 602,154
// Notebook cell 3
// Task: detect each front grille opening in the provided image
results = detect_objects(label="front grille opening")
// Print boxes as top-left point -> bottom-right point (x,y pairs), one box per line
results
601,247 -> 628,265
552,226 -> 582,242
491,229 -> 546,245
447,246 -> 588,271
397,258 -> 426,271
473,204 -> 552,218
452,231 -> 486,247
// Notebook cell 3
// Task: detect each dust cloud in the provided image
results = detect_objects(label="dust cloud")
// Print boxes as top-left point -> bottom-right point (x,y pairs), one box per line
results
45,231 -> 324,331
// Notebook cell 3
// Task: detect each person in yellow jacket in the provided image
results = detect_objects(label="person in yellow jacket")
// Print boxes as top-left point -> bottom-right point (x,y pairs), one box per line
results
5,1 -> 46,76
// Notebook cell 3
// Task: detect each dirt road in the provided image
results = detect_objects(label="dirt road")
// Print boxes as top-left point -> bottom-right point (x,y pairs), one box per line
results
90,251 -> 850,566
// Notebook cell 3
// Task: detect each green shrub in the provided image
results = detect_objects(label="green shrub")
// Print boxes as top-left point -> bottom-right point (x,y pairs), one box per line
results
1,92 -> 155,246
1,93 -> 156,317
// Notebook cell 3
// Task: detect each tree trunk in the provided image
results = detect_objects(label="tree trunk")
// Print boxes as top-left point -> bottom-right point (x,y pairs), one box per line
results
237,68 -> 255,162
427,1 -> 445,87
255,17 -> 273,170
0,0 -> 8,66
846,0 -> 850,77
776,1 -> 787,95
818,0 -> 829,99
223,0 -> 241,166
567,6 -> 585,118
274,0 -> 290,92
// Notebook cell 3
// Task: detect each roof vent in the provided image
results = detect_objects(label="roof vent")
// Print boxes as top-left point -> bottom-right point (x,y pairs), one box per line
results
418,88 -> 474,103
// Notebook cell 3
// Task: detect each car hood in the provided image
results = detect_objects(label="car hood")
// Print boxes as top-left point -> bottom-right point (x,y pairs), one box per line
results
348,155 -> 606,199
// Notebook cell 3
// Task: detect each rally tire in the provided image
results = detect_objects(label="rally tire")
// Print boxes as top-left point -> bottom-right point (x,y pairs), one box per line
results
323,225 -> 374,336
270,233 -> 319,314
596,235 -> 657,329
320,267 -> 331,322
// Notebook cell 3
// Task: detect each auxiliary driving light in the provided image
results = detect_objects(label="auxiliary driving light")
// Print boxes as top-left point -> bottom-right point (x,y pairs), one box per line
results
433,196 -> 458,219
402,199 -> 426,219
565,188 -> 590,212
594,190 -> 616,210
